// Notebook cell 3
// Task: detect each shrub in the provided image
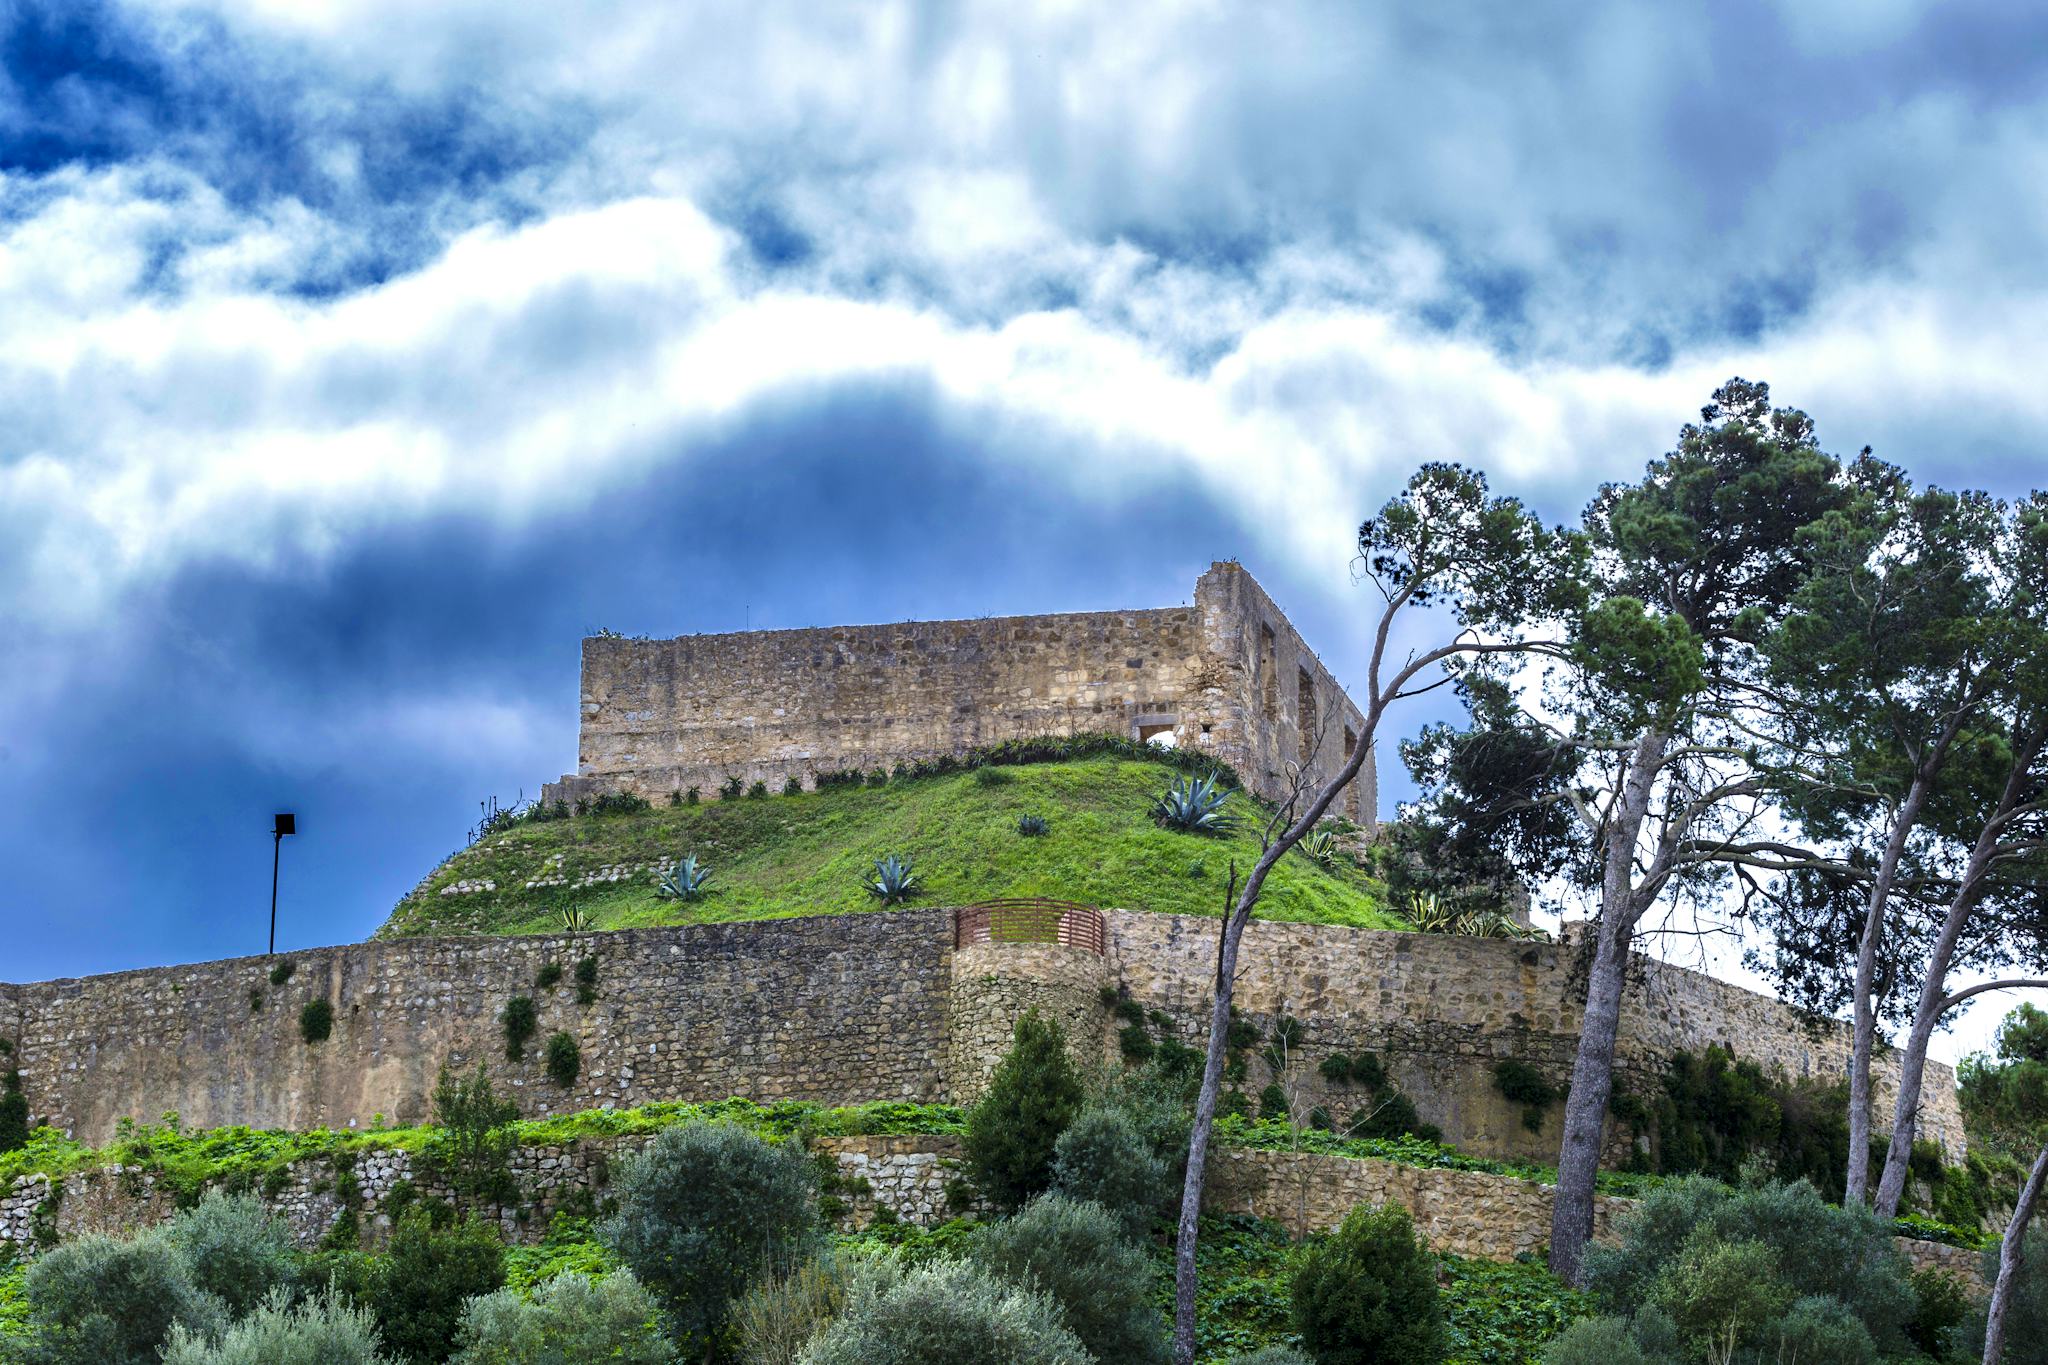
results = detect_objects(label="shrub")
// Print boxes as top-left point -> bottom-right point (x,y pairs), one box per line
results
1289,1203 -> 1445,1365
1538,1316 -> 1651,1365
1907,1265 -> 1973,1357
158,1191 -> 296,1319
544,1031 -> 581,1088
426,1063 -> 519,1201
1221,1352 -> 1314,1365
970,1195 -> 1169,1364
299,998 -> 333,1044
686,786 -> 701,805
1120,1022 -> 1156,1062
17,1231 -> 227,1365
865,855 -> 920,905
720,775 -> 744,800
783,776 -> 804,796
733,1247 -> 904,1365
536,962 -> 562,989
0,1069 -> 28,1154
973,766 -> 1015,787
575,955 -> 599,1006
794,1258 -> 1088,1365
1051,1107 -> 1170,1240
452,1270 -> 677,1364
500,996 -> 538,1061
269,960 -> 295,986
964,1010 -> 1085,1211
1017,814 -> 1050,837
1642,1230 -> 1789,1356
748,780 -> 769,799
590,792 -> 652,817
161,1289 -> 393,1365
368,1210 -> 506,1364
600,1122 -> 822,1355
1259,1084 -> 1291,1122
1151,772 -> 1234,834
1775,1295 -> 1877,1365
1580,1174 -> 1917,1353
866,768 -> 888,787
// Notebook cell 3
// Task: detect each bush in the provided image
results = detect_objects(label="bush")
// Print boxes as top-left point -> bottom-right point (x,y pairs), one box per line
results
269,960 -> 295,986
0,1069 -> 28,1154
501,996 -> 537,1061
1220,1352 -> 1314,1365
1050,1107 -> 1171,1240
720,775 -> 744,800
535,962 -> 562,990
1775,1295 -> 1877,1365
1538,1316 -> 1650,1365
544,1032 -> 581,1088
1907,1266 -> 1973,1358
1289,1203 -> 1444,1365
972,765 -> 1015,787
970,1195 -> 1168,1364
161,1289 -> 393,1365
158,1191 -> 296,1319
368,1210 -> 506,1364
16,1232 -> 226,1365
1579,1174 -> 1916,1352
794,1259 -> 1088,1365
964,1010 -> 1085,1211
600,1122 -> 822,1355
1641,1230 -> 1789,1355
451,1270 -> 677,1364
426,1063 -> 519,1202
733,1248 -> 904,1365
748,781 -> 769,799
300,998 -> 333,1044
575,955 -> 599,1006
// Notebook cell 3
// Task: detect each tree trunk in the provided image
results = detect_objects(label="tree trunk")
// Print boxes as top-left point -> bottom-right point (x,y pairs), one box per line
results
1846,770 -> 1936,1206
1985,1143 -> 2048,1365
1170,892 -> 1250,1365
1548,725 -> 1667,1285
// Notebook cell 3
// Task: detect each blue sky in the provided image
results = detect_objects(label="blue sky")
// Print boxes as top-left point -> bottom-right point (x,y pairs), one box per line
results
4,1 -> 2047,1055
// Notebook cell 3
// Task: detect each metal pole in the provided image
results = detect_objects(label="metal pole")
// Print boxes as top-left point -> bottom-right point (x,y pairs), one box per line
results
270,831 -> 282,956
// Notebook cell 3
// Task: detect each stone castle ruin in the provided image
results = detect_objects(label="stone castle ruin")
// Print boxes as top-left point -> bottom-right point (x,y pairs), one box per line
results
543,561 -> 1376,828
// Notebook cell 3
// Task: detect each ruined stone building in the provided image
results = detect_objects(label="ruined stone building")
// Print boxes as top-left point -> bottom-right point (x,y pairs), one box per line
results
543,561 -> 1376,827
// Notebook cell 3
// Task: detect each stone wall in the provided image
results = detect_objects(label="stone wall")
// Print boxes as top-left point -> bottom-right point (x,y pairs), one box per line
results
0,1131 -> 1981,1287
3,912 -> 953,1145
544,563 -> 1376,827
0,908 -> 1963,1166
1100,912 -> 1968,1164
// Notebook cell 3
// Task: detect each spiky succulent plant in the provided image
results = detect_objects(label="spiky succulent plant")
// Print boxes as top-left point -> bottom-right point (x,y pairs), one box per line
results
1299,829 -> 1342,870
1150,772 -> 1234,834
1016,814 -> 1051,837
866,854 -> 921,904
658,853 -> 713,902
557,904 -> 589,933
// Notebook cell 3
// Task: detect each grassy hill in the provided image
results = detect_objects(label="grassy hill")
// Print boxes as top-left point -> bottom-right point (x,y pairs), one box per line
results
379,754 -> 1401,938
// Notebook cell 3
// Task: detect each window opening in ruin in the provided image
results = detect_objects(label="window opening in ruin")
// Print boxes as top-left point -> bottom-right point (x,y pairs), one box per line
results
1297,667 -> 1317,765
1139,723 -> 1179,749
1259,625 -> 1278,719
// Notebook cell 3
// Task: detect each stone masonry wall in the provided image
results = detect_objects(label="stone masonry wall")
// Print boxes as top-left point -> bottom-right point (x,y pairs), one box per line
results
4,912 -> 953,1146
544,563 -> 1378,830
1101,912 -> 1968,1164
0,908 -> 1962,1166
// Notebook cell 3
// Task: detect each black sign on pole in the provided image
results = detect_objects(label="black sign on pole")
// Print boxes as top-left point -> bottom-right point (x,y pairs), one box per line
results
270,813 -> 297,956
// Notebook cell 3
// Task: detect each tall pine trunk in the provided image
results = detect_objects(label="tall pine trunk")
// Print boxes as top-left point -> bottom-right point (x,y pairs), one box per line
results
1986,1144 -> 2048,1365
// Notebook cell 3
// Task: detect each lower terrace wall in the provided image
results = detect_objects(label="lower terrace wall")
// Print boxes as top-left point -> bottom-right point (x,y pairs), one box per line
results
0,1133 -> 1981,1287
0,908 -> 1962,1166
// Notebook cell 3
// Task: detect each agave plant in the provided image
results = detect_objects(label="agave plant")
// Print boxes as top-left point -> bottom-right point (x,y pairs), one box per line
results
1406,891 -> 1455,934
1150,772 -> 1234,835
867,854 -> 921,905
657,854 -> 712,902
557,904 -> 589,933
1016,814 -> 1050,837
1299,829 -> 1343,871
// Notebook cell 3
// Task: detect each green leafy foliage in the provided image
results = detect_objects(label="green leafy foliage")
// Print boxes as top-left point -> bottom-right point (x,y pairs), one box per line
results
0,1070 -> 28,1154
1050,1107 -> 1171,1240
161,1289 -> 394,1365
299,998 -> 333,1044
451,1270 -> 677,1364
544,1031 -> 581,1088
964,1010 -> 1084,1211
795,1258 -> 1089,1365
1289,1203 -> 1445,1365
732,1247 -> 904,1365
425,1064 -> 519,1203
1152,772 -> 1235,835
12,1232 -> 227,1365
500,996 -> 537,1061
369,1209 -> 507,1363
970,1194 -> 1168,1365
599,1122 -> 822,1354
157,1191 -> 296,1319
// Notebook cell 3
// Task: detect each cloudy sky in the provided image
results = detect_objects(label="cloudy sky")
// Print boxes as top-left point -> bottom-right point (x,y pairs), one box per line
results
5,0 -> 2047,1055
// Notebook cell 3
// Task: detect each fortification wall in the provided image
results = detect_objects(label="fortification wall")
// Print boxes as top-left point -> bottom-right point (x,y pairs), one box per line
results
3,913 -> 952,1144
0,909 -> 1961,1164
543,564 -> 1378,829
1101,912 -> 1967,1164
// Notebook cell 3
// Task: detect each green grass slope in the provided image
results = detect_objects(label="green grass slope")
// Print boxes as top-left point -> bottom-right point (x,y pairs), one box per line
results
379,755 -> 1401,938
